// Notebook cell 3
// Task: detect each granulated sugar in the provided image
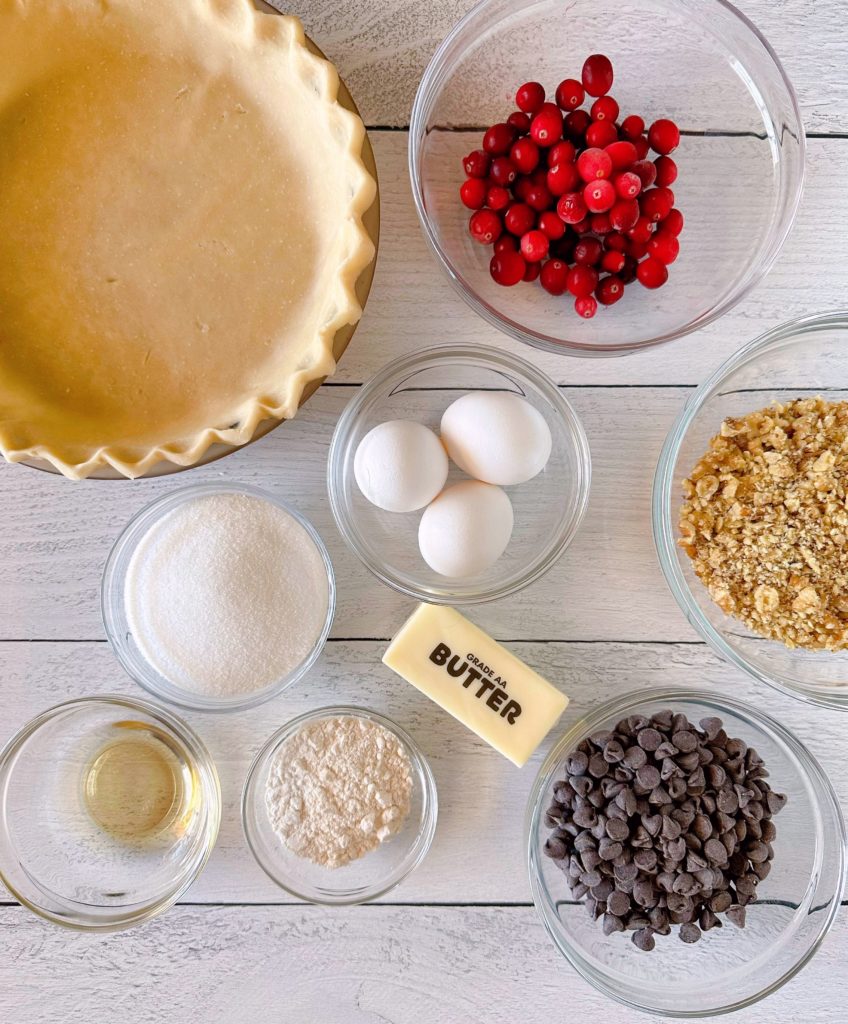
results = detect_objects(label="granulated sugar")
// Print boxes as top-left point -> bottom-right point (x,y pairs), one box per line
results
124,492 -> 329,697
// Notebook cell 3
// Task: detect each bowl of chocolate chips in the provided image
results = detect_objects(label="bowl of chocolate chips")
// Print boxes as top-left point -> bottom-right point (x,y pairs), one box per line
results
526,688 -> 845,1017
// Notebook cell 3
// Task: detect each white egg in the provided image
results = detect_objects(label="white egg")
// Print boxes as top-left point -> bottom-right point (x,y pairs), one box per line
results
440,392 -> 552,486
418,480 -> 513,578
354,420 -> 449,513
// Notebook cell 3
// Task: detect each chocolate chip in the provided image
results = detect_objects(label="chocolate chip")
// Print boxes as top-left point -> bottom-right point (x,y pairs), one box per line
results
632,928 -> 656,952
652,710 -> 674,730
603,740 -> 625,763
726,905 -> 746,928
637,728 -> 662,752
623,746 -> 648,770
607,889 -> 631,917
704,838 -> 728,864
679,922 -> 701,944
603,913 -> 625,935
672,730 -> 698,753
570,775 -> 593,797
767,791 -> 787,814
598,838 -> 623,861
605,817 -> 629,842
588,753 -> 609,779
709,891 -> 732,913
544,837 -> 568,859
642,813 -> 663,837
699,717 -> 723,741
566,751 -> 589,776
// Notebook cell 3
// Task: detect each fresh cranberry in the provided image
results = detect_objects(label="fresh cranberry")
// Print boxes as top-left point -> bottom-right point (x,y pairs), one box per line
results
577,147 -> 613,182
648,118 -> 680,155
510,138 -> 540,174
564,109 -> 591,140
614,171 -> 642,199
507,111 -> 531,134
605,140 -> 638,172
490,156 -> 518,187
523,260 -> 542,282
575,294 -> 598,319
619,115 -> 645,140
619,255 -> 638,284
549,140 -> 577,165
631,159 -> 658,189
648,230 -> 680,264
628,216 -> 654,244
582,54 -> 614,97
521,229 -> 550,262
567,265 -> 599,297
493,234 -> 517,254
463,149 -> 490,178
538,210 -> 566,240
605,232 -> 628,252
526,184 -> 553,212
596,274 -> 625,306
486,185 -> 511,211
555,78 -> 585,111
583,178 -> 616,213
504,202 -> 536,236
571,216 -> 591,234
601,250 -> 626,274
586,120 -> 618,149
460,178 -> 488,209
469,208 -> 502,244
627,238 -> 650,260
640,187 -> 673,222
489,249 -> 526,286
591,95 -> 619,122
515,81 -> 546,114
590,212 -> 612,234
654,155 -> 678,187
573,236 -> 603,266
633,136 -> 650,160
529,166 -> 549,186
540,258 -> 570,295
557,191 -> 588,224
664,208 -> 684,236
609,198 -> 640,232
530,104 -> 563,146
547,161 -> 581,196
637,256 -> 669,288
513,177 -> 534,202
483,122 -> 516,155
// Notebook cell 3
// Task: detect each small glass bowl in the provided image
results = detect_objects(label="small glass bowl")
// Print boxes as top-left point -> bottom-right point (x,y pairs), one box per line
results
102,481 -> 336,713
242,706 -> 437,905
654,312 -> 848,711
526,688 -> 846,1017
327,344 -> 591,604
409,0 -> 804,357
0,695 -> 221,931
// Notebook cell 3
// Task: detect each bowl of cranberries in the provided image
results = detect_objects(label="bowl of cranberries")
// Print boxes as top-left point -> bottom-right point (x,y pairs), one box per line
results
409,0 -> 805,356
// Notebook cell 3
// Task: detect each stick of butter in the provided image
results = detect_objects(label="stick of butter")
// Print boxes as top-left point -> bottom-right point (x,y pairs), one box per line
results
383,604 -> 568,767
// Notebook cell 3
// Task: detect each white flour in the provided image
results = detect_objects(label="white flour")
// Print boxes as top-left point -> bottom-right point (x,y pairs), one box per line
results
265,716 -> 412,868
124,492 -> 329,697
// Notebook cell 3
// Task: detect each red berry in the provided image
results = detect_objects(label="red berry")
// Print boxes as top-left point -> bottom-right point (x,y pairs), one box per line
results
516,81 -> 546,114
483,122 -> 516,155
463,149 -> 490,178
664,208 -> 684,236
627,238 -> 650,260
564,109 -> 591,140
490,156 -> 518,186
538,210 -> 566,240
619,255 -> 638,284
540,258 -> 570,295
530,104 -> 563,146
628,216 -> 654,244
596,274 -> 625,306
633,135 -> 650,160
582,54 -> 614,97
513,177 -> 533,202
637,257 -> 669,289
575,295 -> 598,319
510,138 -> 540,175
614,171 -> 642,200
619,115 -> 645,140
586,120 -> 618,149
523,260 -> 541,282
609,198 -> 640,232
549,140 -> 577,165
654,155 -> 678,187
648,231 -> 680,264
461,177 -> 489,210
567,265 -> 599,297
557,191 -> 588,225
525,184 -> 553,212
583,178 -> 616,213
521,229 -> 549,262
605,140 -> 638,172
591,95 -> 619,122
493,234 -> 517,254
601,250 -> 626,273
489,249 -> 526,286
590,212 -> 612,235
469,208 -> 502,245
571,216 -> 591,234
631,160 -> 657,189
649,118 -> 680,155
507,111 -> 531,134
605,232 -> 627,252
555,78 -> 585,111
640,187 -> 673,222
573,235 -> 603,266
504,202 -> 536,236
547,161 -> 581,196
577,147 -> 613,182
486,185 -> 511,211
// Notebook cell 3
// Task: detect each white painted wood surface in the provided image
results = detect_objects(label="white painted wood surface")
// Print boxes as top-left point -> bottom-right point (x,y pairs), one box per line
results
1,1 -> 846,1021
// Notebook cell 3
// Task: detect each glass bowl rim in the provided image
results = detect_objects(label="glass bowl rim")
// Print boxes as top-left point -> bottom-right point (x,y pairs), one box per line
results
101,480 -> 337,713
653,310 -> 848,711
525,685 -> 847,1017
241,704 -> 438,905
408,0 -> 806,358
327,342 -> 592,605
0,692 -> 222,931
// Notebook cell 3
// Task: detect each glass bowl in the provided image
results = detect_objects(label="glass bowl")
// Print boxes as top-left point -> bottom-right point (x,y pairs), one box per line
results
526,688 -> 846,1017
0,695 -> 221,931
409,0 -> 805,357
327,344 -> 591,604
654,312 -> 848,711
102,482 -> 336,713
241,706 -> 438,905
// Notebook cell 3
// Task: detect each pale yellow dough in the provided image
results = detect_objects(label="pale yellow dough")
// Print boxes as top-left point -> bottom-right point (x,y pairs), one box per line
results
0,0 -> 376,478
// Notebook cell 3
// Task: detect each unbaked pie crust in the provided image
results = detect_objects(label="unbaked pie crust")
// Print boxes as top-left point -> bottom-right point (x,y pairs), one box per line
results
0,0 -> 377,479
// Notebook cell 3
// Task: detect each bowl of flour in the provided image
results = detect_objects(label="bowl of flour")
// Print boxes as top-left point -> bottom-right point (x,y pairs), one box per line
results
102,482 -> 335,711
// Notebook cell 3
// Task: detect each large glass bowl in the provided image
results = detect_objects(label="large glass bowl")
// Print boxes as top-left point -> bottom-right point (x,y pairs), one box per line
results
526,689 -> 846,1017
409,0 -> 804,357
654,313 -> 848,711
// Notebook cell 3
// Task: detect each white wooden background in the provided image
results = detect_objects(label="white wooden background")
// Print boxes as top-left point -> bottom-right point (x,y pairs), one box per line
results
1,1 -> 846,1021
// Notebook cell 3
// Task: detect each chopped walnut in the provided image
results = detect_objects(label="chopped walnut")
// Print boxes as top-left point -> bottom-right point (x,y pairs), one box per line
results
679,397 -> 848,651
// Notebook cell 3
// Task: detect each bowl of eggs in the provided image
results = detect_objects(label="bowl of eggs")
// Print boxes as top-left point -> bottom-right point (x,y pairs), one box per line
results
327,344 -> 591,604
